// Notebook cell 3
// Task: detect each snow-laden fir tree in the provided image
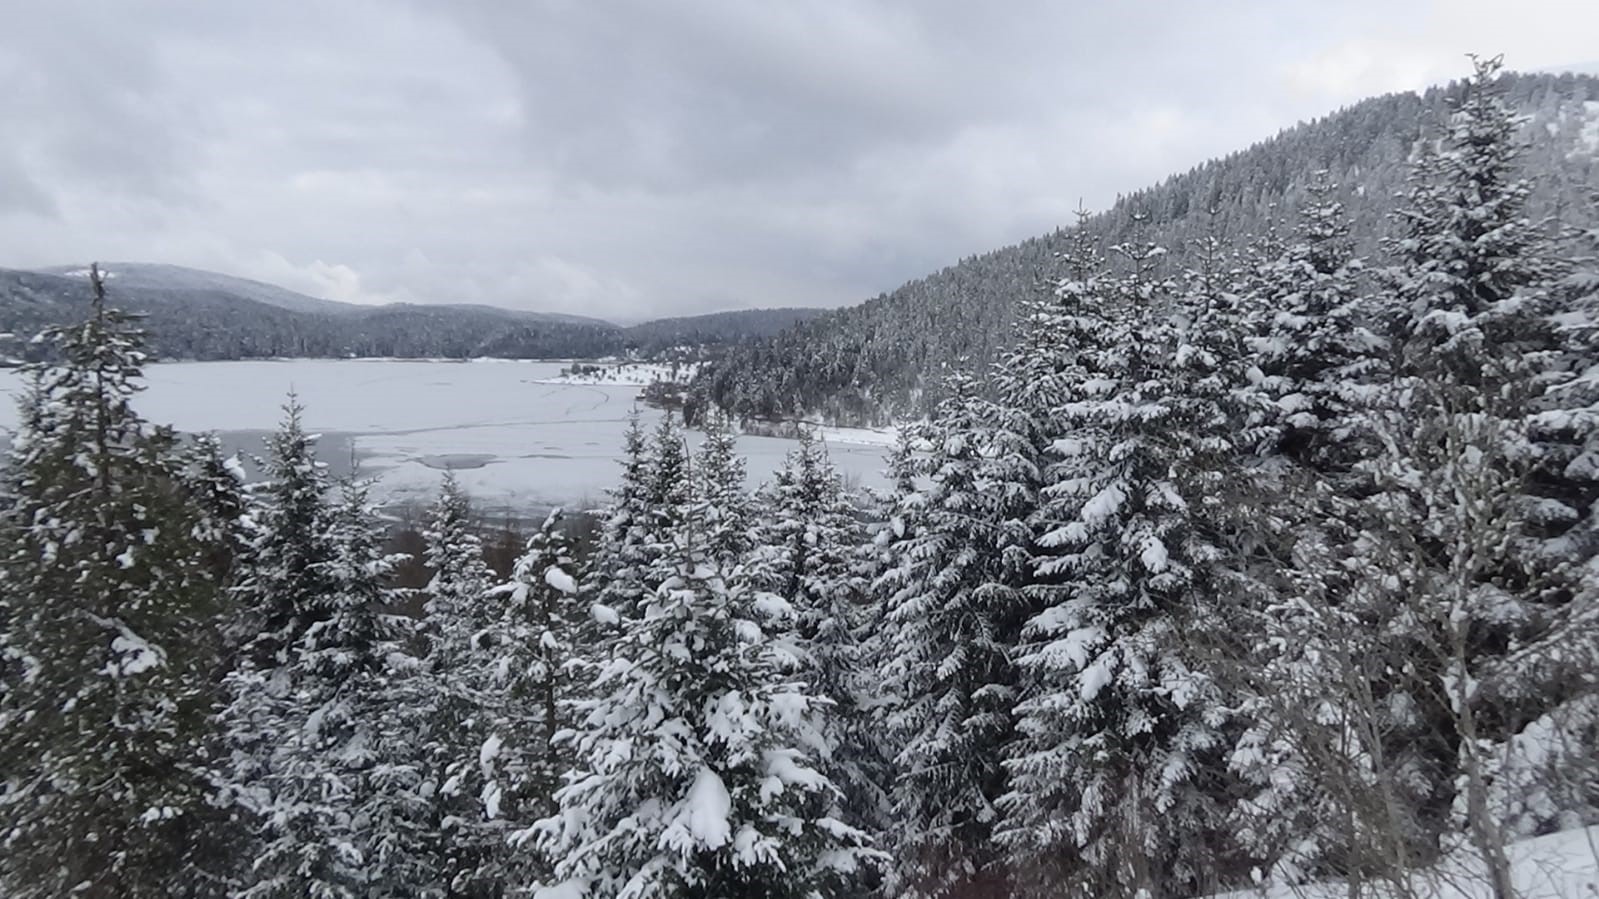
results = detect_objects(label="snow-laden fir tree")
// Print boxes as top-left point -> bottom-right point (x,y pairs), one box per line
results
856,423 -> 929,842
753,434 -> 889,836
999,228 -> 1261,897
228,395 -> 338,665
1249,171 -> 1384,471
1008,208 -> 1115,663
406,474 -> 506,897
876,368 -> 1030,899
582,412 -> 691,642
490,507 -> 587,888
1359,56 -> 1582,869
324,482 -> 437,896
693,411 -> 753,569
231,479 -> 428,898
647,413 -> 692,537
529,428 -> 877,899
586,413 -> 658,644
217,397 -> 340,882
1223,190 -> 1392,880
0,267 -> 236,898
182,431 -> 254,578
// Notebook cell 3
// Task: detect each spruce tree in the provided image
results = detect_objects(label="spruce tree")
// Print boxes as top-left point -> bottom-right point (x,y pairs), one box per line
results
1370,55 -> 1575,862
233,480 -> 425,898
586,412 -> 658,640
693,411 -> 753,569
1000,230 -> 1259,897
411,475 -> 504,897
1251,171 -> 1383,471
229,395 -> 338,666
217,398 -> 339,882
494,507 -> 587,887
0,266 -> 235,897
530,445 -> 876,897
647,413 -> 692,535
876,369 -> 1028,899
754,435 -> 887,835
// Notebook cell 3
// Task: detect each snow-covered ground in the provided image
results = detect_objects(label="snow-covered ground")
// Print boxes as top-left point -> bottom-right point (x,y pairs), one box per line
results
0,359 -> 889,512
1214,826 -> 1599,899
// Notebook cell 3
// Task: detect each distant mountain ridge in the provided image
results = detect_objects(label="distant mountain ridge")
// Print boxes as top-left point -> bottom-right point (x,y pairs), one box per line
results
686,68 -> 1599,427
33,263 -> 369,317
0,263 -> 824,362
27,262 -> 614,326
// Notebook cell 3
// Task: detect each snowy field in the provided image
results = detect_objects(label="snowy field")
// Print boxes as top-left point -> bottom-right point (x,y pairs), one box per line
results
0,359 -> 890,514
1213,825 -> 1599,899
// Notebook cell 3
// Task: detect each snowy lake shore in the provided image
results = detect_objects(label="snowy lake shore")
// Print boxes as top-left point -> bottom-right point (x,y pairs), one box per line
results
0,358 -> 891,514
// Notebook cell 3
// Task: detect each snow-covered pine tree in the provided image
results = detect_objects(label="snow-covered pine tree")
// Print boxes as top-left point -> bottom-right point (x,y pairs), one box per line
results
647,413 -> 692,537
1226,187 -> 1392,881
492,507 -> 587,887
229,395 -> 338,666
856,423 -> 929,843
876,368 -> 1029,899
1331,54 -> 1587,889
1250,171 -> 1384,471
1000,225 -> 1257,897
998,229 -> 1126,894
582,411 -> 691,645
1521,194 -> 1599,790
408,474 -> 505,897
0,267 -> 236,898
1008,205 -> 1116,672
235,479 -> 426,898
754,435 -> 888,837
1383,56 -> 1561,405
586,412 -> 658,643
216,397 -> 340,887
182,431 -> 254,580
693,410 -> 753,569
530,468 -> 877,898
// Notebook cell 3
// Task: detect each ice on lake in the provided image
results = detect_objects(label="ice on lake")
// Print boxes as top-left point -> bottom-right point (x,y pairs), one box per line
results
0,359 -> 890,516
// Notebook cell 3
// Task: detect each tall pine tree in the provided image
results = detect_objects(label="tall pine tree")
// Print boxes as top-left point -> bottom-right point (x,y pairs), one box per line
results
0,266 -> 236,898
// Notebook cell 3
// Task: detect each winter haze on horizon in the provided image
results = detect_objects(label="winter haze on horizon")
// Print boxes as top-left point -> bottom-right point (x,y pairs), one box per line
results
1,1 -> 1596,320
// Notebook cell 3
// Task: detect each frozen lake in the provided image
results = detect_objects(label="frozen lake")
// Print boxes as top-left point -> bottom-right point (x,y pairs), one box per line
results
0,359 -> 891,516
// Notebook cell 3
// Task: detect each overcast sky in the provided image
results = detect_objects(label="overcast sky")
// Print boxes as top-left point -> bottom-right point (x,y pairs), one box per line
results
1,1 -> 1596,321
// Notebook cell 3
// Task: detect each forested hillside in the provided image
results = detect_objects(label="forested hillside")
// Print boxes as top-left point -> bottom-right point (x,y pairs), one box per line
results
0,265 -> 821,362
621,306 -> 827,356
689,69 -> 1599,426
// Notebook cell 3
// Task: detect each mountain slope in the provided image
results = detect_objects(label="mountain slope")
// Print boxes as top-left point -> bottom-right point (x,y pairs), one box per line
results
687,69 -> 1599,427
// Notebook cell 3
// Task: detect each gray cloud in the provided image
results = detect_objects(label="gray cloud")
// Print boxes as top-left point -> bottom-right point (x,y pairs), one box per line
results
2,0 -> 1596,321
